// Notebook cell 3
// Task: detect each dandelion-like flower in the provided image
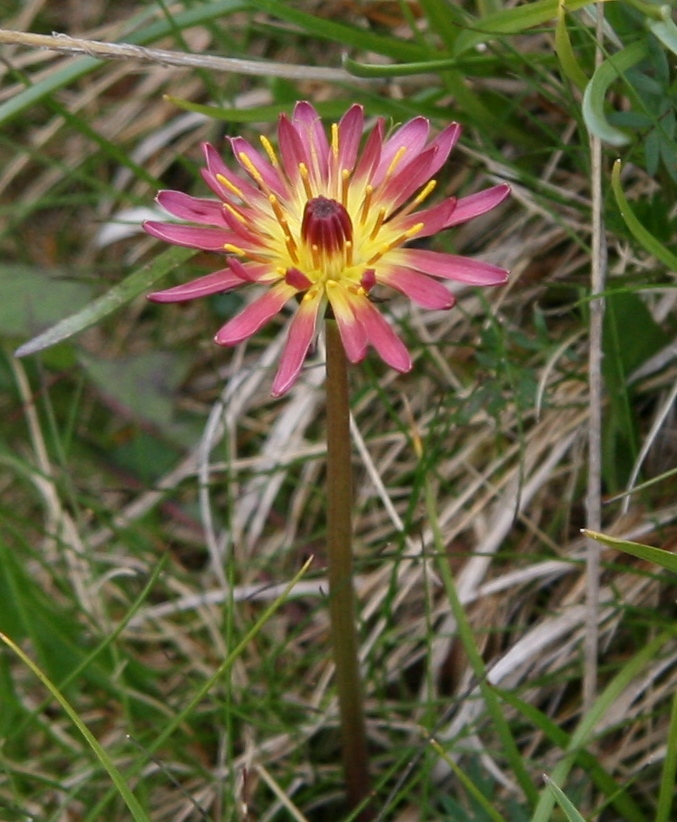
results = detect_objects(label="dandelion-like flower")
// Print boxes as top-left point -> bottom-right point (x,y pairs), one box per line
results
144,102 -> 510,396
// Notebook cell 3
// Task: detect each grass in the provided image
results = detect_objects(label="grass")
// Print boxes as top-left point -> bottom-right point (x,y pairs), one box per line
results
1,0 -> 677,819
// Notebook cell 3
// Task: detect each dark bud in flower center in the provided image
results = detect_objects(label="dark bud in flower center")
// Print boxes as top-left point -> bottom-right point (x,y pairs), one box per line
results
301,196 -> 353,254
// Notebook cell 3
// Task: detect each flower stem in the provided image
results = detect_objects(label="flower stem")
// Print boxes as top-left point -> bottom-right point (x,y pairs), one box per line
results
325,318 -> 373,819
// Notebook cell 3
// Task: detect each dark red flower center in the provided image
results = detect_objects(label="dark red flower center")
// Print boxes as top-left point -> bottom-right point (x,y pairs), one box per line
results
301,196 -> 353,254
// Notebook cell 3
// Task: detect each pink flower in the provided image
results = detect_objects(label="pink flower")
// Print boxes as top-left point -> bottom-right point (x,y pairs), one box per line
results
144,102 -> 510,396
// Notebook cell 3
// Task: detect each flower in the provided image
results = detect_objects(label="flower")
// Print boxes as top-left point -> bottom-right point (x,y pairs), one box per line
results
144,102 -> 510,396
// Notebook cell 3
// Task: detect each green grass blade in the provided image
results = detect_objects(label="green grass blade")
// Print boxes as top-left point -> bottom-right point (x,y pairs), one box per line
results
611,159 -> 677,270
422,463 -> 539,807
544,777 -> 587,822
86,558 -> 313,818
532,634 -> 668,822
246,0 -> 427,62
15,246 -> 195,357
584,529 -> 677,573
0,631 -> 151,822
656,689 -> 677,822
454,0 -> 609,56
429,738 -> 509,822
555,1 -> 589,91
0,1 -> 246,128
498,687 -> 648,822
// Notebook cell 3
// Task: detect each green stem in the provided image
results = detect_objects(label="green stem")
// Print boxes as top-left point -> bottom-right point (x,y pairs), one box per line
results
325,319 -> 373,819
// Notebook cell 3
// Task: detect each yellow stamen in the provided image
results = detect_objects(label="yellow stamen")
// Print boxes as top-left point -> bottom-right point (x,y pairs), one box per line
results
299,163 -> 313,200
268,194 -> 293,242
331,123 -> 339,158
311,243 -> 321,269
224,243 -> 271,264
224,242 -> 246,256
238,151 -> 265,187
369,207 -> 387,240
224,203 -> 247,224
359,185 -> 373,225
414,178 -> 437,206
385,146 -> 407,180
345,239 -> 353,267
285,237 -> 300,265
260,134 -> 279,167
395,179 -> 438,221
366,222 -> 424,265
341,168 -> 351,208
216,173 -> 243,199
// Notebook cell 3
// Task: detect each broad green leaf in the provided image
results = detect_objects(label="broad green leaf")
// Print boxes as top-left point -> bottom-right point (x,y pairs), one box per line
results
79,351 -> 191,430
648,15 -> 677,58
582,41 -> 648,146
612,159 -> 677,269
584,529 -> 677,573
15,245 -> 196,357
0,266 -> 95,340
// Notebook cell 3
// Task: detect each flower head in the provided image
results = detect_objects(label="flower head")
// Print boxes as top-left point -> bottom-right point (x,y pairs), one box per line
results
144,102 -> 510,396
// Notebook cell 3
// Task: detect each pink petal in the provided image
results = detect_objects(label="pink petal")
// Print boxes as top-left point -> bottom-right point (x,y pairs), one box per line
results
148,268 -> 244,302
390,197 -> 457,237
352,118 -> 384,184
271,294 -> 322,396
372,117 -> 430,186
424,122 -> 461,177
336,104 -> 364,172
378,145 -> 442,211
277,114 -> 307,186
230,136 -> 287,197
445,184 -> 511,227
143,221 -> 230,251
378,266 -> 455,309
354,299 -> 412,372
201,143 -> 260,203
215,282 -> 296,345
326,286 -> 368,364
391,249 -> 509,285
292,101 -> 330,178
228,258 -> 278,284
156,191 -> 226,225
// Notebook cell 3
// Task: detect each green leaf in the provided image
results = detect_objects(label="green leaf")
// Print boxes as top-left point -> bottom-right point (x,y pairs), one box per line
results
611,159 -> 677,269
555,0 -> 589,91
0,266 -> 96,342
79,351 -> 191,430
454,0 -> 610,57
647,15 -> 677,59
531,633 -> 668,822
582,40 -> 649,146
15,245 -> 196,357
0,632 -> 151,822
584,529 -> 677,573
544,778 -> 587,822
